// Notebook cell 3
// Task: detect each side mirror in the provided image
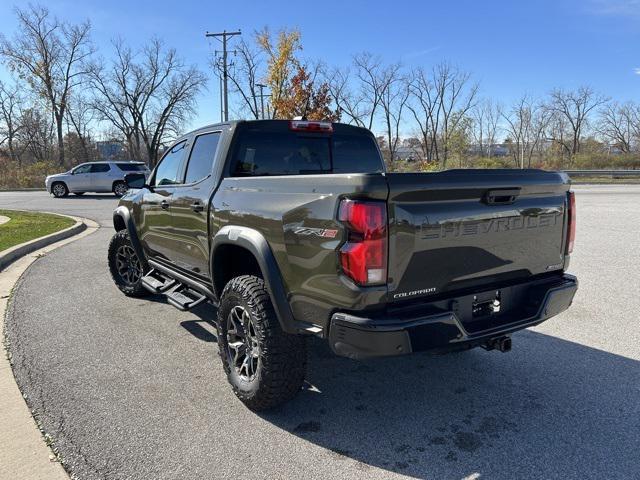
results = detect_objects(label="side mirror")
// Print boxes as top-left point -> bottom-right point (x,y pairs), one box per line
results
124,173 -> 146,189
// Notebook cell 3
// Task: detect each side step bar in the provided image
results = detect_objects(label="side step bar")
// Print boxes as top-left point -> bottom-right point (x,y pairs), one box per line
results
167,287 -> 208,311
141,269 -> 177,294
141,260 -> 218,312
148,259 -> 216,301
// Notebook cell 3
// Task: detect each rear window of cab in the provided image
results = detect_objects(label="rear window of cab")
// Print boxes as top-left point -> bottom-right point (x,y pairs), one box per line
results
230,125 -> 384,176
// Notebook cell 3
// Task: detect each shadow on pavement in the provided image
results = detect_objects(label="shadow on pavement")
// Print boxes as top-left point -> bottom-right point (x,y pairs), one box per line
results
178,302 -> 218,342
148,295 -> 638,478
255,330 -> 639,479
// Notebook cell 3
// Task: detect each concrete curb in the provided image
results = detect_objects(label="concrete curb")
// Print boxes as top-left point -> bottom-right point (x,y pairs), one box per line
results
0,213 -> 86,272
1,215 -> 98,480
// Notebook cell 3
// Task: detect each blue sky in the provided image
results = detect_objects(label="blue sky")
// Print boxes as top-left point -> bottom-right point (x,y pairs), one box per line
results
1,0 -> 640,134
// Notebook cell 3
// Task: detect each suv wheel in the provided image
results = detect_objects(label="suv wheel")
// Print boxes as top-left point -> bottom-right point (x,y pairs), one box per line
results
108,230 -> 149,297
217,275 -> 306,411
113,181 -> 128,197
52,182 -> 68,198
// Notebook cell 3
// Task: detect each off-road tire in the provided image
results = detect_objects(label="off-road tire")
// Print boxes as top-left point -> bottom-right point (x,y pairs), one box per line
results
113,181 -> 128,197
51,182 -> 68,198
108,230 -> 149,297
217,275 -> 306,411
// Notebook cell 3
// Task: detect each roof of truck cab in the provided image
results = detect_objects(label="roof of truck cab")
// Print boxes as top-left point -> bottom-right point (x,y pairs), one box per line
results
183,119 -> 374,138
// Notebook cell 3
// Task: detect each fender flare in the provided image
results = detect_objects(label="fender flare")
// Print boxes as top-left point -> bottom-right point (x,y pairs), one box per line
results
113,206 -> 146,264
211,226 -> 298,334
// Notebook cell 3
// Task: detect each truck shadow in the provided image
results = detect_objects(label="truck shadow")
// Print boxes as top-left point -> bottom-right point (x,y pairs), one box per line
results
169,302 -> 637,478
257,330 -> 639,479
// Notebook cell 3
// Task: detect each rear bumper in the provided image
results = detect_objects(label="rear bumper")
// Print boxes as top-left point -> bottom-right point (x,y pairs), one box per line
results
328,274 -> 578,359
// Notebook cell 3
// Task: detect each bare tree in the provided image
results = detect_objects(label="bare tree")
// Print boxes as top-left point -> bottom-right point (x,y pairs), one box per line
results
547,86 -> 608,156
598,101 -> 639,153
502,95 -> 549,168
0,4 -> 92,165
379,64 -> 409,166
65,94 -> 95,162
407,63 -> 478,168
323,66 -> 370,127
352,52 -> 390,130
223,39 -> 262,119
472,99 -> 501,158
90,39 -> 206,165
406,67 -> 438,162
17,105 -> 55,162
434,63 -> 479,168
0,81 -> 25,163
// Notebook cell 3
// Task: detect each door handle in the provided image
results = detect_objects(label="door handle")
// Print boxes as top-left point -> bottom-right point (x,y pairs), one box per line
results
161,200 -> 170,210
190,202 -> 204,213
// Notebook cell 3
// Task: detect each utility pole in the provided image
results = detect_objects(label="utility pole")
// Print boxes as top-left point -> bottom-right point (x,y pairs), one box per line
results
256,83 -> 270,119
205,29 -> 241,122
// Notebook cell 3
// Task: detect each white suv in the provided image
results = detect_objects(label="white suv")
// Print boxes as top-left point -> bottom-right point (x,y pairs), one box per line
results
45,161 -> 150,198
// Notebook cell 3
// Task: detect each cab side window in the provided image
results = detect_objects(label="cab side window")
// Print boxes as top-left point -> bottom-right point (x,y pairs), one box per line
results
184,132 -> 221,184
154,141 -> 187,186
73,164 -> 91,174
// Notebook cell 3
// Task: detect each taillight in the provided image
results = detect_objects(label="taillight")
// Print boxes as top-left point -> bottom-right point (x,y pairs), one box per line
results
289,120 -> 333,132
338,199 -> 387,285
566,191 -> 576,254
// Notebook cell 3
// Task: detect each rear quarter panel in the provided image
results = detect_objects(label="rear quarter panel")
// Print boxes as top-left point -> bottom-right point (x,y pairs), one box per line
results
211,174 -> 389,330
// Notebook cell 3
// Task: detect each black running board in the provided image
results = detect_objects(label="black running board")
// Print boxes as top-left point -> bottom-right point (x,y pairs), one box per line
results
148,259 -> 216,301
166,287 -> 208,311
141,269 -> 177,294
145,259 -> 218,312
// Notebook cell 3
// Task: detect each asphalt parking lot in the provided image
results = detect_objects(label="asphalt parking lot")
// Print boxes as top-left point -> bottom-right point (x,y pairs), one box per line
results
1,186 -> 639,480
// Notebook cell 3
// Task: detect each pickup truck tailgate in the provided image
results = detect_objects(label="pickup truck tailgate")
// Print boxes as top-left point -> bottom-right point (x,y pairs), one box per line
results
386,169 -> 570,302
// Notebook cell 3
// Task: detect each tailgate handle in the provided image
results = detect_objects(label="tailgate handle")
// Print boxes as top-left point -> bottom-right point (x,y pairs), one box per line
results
484,188 -> 521,205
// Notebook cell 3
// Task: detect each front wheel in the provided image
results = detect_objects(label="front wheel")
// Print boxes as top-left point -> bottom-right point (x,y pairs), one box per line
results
108,230 -> 149,297
51,182 -> 68,198
217,275 -> 306,411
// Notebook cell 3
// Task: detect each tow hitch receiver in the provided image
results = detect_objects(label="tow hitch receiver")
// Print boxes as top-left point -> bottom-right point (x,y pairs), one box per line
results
482,336 -> 512,353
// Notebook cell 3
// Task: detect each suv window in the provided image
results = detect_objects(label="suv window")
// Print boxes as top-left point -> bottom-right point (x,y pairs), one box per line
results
184,132 -> 221,183
73,164 -> 91,174
230,128 -> 383,176
154,141 -> 187,186
90,164 -> 111,173
116,163 -> 147,172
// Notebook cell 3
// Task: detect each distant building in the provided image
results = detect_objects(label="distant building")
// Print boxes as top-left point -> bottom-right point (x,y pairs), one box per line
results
468,143 -> 510,157
392,145 -> 422,161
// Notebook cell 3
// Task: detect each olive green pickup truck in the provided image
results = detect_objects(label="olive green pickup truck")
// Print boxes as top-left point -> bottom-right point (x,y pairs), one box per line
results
108,119 -> 578,410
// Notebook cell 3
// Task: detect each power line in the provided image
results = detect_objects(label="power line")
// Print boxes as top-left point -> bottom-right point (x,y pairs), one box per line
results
205,29 -> 241,122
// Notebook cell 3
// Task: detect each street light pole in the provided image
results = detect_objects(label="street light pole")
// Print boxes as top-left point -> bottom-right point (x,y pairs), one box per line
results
205,29 -> 241,122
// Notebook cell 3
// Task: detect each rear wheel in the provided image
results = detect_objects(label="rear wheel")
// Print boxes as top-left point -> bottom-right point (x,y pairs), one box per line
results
108,230 -> 149,297
113,181 -> 128,197
217,275 -> 306,411
52,182 -> 68,198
